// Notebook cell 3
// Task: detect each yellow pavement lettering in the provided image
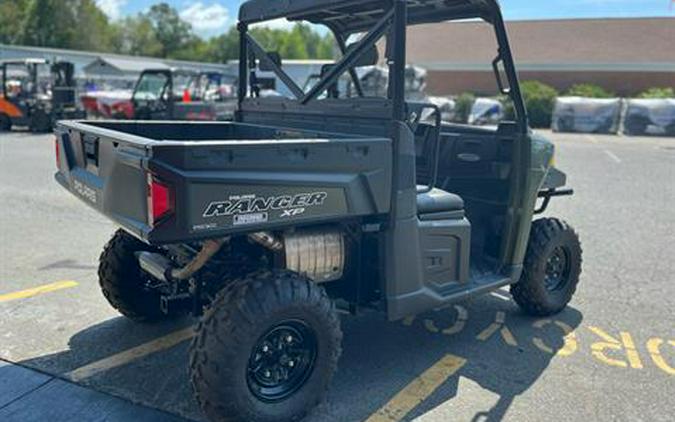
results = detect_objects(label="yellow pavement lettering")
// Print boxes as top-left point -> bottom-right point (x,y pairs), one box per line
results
423,305 -> 468,336
588,326 -> 643,369
532,319 -> 578,357
646,338 -> 675,376
365,354 -> 467,422
476,311 -> 518,347
0,280 -> 78,302
65,327 -> 195,382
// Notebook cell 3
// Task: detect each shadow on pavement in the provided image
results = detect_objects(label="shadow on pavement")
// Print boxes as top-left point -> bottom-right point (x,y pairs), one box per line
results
13,294 -> 583,422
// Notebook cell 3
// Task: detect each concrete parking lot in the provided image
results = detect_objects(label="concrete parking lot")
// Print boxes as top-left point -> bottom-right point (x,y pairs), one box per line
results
1,130 -> 674,421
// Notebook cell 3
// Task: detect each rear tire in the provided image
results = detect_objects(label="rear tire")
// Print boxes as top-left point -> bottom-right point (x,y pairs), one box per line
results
189,270 -> 342,422
511,218 -> 582,316
29,108 -> 52,133
0,113 -> 11,131
98,229 -> 167,322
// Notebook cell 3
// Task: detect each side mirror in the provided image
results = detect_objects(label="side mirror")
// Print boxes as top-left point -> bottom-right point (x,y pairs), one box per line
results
260,52 -> 282,71
345,43 -> 379,67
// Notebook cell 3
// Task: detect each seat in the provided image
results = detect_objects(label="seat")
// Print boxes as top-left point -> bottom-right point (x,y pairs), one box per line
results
417,186 -> 465,220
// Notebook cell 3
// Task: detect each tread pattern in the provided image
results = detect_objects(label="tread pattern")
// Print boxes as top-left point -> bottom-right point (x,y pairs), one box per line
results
189,270 -> 342,422
511,218 -> 583,316
98,229 -> 165,322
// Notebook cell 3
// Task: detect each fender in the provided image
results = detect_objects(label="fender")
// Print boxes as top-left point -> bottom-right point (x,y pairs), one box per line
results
0,96 -> 23,118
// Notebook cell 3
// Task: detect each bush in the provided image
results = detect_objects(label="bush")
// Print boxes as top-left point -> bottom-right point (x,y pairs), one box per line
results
454,93 -> 475,123
565,84 -> 614,98
638,87 -> 674,99
519,81 -> 559,128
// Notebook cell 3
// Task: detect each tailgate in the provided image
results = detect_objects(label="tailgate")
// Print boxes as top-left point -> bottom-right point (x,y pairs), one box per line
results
54,122 -> 153,240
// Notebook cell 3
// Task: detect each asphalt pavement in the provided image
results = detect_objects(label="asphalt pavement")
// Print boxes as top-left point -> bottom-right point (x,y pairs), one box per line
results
0,130 -> 673,421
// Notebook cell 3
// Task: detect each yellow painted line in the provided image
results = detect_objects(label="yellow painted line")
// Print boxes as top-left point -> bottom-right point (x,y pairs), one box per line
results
365,354 -> 467,422
64,327 -> 194,382
0,280 -> 78,302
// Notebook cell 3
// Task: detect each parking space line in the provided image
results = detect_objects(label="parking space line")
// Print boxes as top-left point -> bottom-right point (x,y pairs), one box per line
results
64,327 -> 194,382
604,149 -> 622,164
365,354 -> 467,422
0,281 -> 78,303
586,135 -> 600,144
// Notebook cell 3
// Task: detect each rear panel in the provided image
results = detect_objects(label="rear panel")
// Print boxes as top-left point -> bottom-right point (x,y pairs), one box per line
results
54,121 -> 392,244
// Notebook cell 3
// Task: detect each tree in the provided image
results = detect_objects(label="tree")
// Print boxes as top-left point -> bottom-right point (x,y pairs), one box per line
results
110,16 -> 163,57
2,0 -> 337,64
145,3 -> 192,58
0,0 -> 29,44
16,0 -> 112,52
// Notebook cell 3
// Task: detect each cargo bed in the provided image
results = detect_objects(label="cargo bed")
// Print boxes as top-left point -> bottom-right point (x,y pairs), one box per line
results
54,120 -> 392,244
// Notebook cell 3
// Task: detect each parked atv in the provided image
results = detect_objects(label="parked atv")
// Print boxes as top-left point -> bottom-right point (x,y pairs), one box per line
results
0,59 -> 84,132
109,68 -> 237,121
54,1 -> 582,421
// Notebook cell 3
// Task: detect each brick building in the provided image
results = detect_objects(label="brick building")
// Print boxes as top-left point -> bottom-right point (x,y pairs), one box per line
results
405,17 -> 675,96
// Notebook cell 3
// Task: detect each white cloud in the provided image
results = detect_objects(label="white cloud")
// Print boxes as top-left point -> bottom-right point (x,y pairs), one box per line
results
252,18 -> 295,30
179,2 -> 230,32
96,0 -> 127,21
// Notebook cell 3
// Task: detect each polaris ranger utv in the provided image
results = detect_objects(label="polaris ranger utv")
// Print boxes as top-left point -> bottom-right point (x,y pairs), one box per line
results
54,1 -> 582,421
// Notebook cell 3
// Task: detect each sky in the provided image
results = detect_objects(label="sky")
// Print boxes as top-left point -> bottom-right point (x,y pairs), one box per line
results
95,0 -> 675,38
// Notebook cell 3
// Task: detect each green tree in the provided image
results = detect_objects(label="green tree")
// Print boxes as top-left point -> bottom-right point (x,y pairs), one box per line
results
110,16 -> 163,57
145,3 -> 192,58
17,0 -> 113,52
0,0 -> 29,44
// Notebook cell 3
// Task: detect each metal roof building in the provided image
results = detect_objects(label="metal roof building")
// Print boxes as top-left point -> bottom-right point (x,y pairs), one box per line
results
0,44 -> 232,82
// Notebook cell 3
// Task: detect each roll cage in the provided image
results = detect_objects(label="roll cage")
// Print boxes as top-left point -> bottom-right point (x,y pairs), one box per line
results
237,0 -> 528,131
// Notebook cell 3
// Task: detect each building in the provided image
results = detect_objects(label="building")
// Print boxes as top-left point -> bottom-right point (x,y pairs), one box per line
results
405,17 -> 675,96
0,44 -> 232,84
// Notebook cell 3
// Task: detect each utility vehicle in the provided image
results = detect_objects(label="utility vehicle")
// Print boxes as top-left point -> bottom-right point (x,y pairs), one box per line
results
1,59 -> 84,132
110,68 -> 237,121
54,1 -> 582,421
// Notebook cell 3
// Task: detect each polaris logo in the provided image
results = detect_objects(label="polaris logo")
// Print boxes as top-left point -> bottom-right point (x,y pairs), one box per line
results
203,192 -> 327,218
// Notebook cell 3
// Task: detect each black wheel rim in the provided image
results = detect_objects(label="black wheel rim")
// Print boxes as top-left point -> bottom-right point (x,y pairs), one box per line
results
544,246 -> 571,292
247,320 -> 317,403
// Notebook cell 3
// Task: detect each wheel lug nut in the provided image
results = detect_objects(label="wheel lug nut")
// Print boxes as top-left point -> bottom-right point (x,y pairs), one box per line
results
264,370 -> 271,377
262,345 -> 269,353
286,335 -> 293,343
288,360 -> 295,368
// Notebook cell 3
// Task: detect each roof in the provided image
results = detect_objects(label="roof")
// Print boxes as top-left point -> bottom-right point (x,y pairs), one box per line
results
405,17 -> 675,72
83,57 -> 169,75
1,58 -> 48,66
240,0 -> 501,33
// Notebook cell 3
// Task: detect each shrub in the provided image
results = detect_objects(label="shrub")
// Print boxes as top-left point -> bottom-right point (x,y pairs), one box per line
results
519,81 -> 559,128
454,92 -> 475,123
565,83 -> 614,98
637,87 -> 675,99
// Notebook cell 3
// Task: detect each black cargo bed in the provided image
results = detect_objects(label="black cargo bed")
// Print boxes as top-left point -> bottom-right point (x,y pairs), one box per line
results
54,120 -> 393,244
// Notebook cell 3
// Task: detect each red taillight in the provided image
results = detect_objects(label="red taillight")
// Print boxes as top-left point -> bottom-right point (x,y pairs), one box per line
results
147,174 -> 173,226
55,136 -> 60,169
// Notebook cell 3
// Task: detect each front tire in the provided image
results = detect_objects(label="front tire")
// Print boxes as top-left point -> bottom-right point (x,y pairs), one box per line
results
511,218 -> 582,316
189,270 -> 342,422
0,113 -> 11,131
98,229 -> 166,322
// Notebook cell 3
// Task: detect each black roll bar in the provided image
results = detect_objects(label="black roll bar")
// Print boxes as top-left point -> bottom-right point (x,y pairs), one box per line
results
301,8 -> 394,105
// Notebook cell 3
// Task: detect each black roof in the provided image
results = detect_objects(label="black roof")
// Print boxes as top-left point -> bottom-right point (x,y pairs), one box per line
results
239,0 -> 500,33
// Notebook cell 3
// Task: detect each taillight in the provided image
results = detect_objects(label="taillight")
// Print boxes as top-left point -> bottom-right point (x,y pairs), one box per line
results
147,174 -> 174,226
55,136 -> 60,169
